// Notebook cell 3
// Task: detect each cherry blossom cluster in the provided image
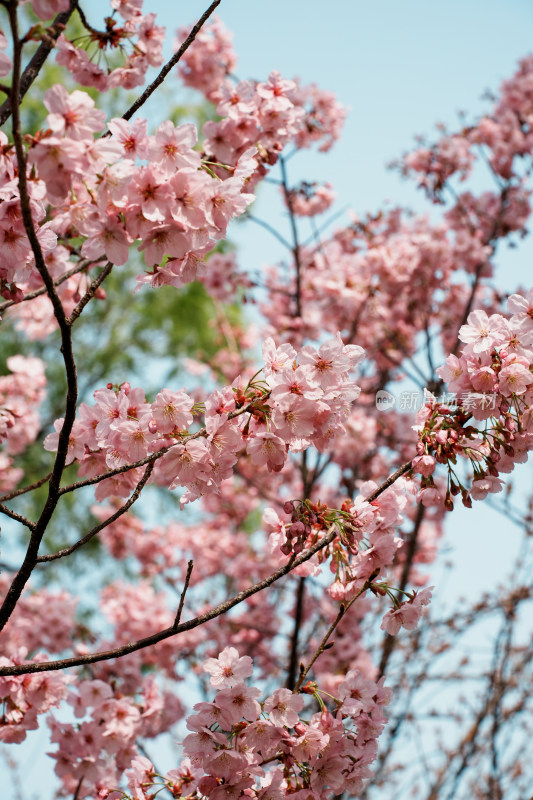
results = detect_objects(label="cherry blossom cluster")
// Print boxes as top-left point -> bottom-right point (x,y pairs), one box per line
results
3,7 -> 533,798
285,182 -> 336,217
413,290 -> 533,508
2,66 -> 347,326
43,334 -> 365,505
262,474 -> 433,641
55,1 -> 165,92
401,54 -> 533,199
48,676 -> 183,797
0,355 -> 46,492
101,646 -> 391,800
178,18 -> 347,174
0,573 -> 75,743
27,83 -> 254,277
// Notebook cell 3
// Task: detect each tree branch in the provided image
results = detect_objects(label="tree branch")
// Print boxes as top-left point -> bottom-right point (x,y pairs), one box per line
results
294,578 -> 373,692
0,0 -> 77,126
378,502 -> 425,678
36,462 -> 153,563
66,261 -> 113,326
0,2 -> 78,634
0,259 -> 105,315
0,502 -> 35,530
0,462 -> 413,676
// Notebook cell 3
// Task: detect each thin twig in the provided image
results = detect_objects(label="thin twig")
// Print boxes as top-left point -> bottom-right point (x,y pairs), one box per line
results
294,579 -> 373,692
378,502 -> 425,678
174,560 -> 194,628
279,155 -> 303,317
247,213 -> 292,251
0,502 -> 35,530
36,462 -> 154,562
67,261 -> 113,325
0,472 -> 52,503
0,259 -> 105,315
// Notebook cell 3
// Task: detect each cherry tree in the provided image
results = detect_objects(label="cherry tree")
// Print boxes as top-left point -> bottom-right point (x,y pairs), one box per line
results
0,2 -> 533,799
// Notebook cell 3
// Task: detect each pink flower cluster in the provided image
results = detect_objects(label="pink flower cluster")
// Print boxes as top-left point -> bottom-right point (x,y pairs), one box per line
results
286,182 -> 336,217
0,356 -> 46,492
0,652 -> 68,744
176,16 -> 238,103
403,54 -> 533,194
25,84 -> 255,287
413,291 -> 533,507
104,646 -> 391,800
55,4 -> 165,92
43,334 -> 365,505
48,676 -> 183,796
380,586 -> 434,635
0,574 -> 76,744
178,19 -> 346,175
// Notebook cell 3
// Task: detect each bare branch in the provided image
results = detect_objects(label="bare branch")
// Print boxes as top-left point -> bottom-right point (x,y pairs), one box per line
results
66,261 -> 113,326
0,259 -> 106,315
174,560 -> 194,627
294,578 -> 373,693
36,462 -> 154,563
0,502 -> 35,530
0,472 -> 51,504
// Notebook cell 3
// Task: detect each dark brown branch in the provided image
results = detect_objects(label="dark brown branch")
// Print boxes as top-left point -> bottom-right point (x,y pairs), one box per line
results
378,501 -> 425,678
72,776 -> 84,800
66,261 -> 113,325
279,155 -> 303,317
294,579 -> 373,692
0,526 -> 333,675
0,502 -> 35,530
0,3 -> 78,634
0,473 -> 51,504
286,576 -> 305,690
108,0 -> 222,128
365,460 -> 412,503
0,259 -> 105,315
0,0 -> 77,126
174,560 -> 193,627
36,462 -> 153,563
0,462 -> 413,676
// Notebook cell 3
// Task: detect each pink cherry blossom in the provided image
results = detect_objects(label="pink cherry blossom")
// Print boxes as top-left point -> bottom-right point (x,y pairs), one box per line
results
202,647 -> 253,688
